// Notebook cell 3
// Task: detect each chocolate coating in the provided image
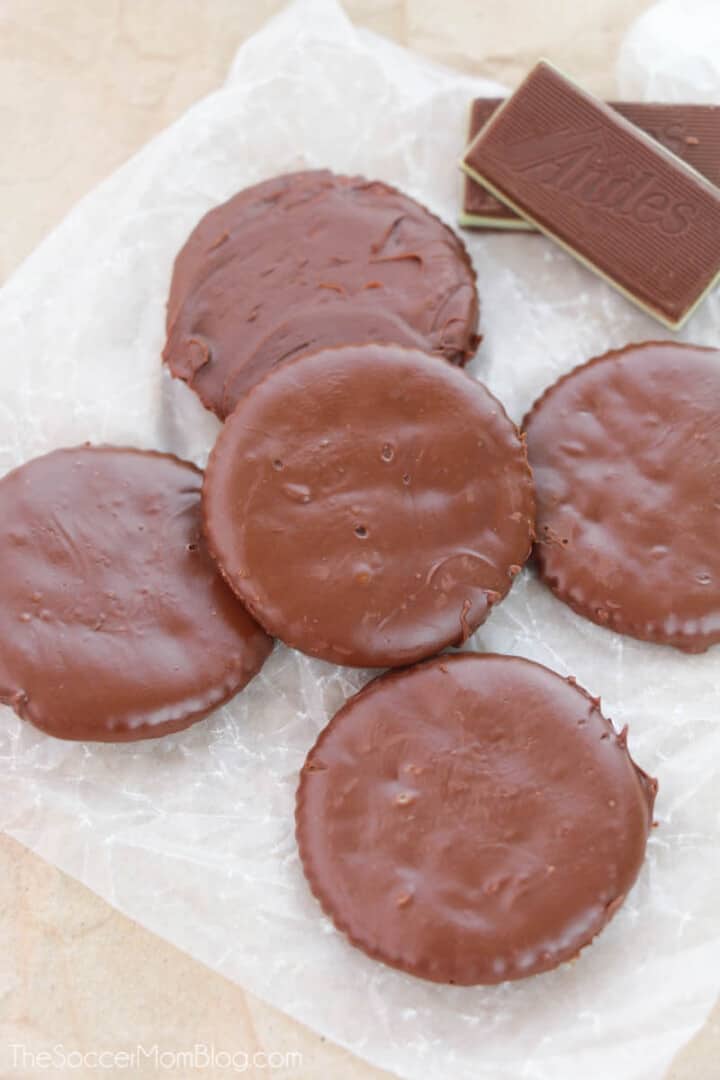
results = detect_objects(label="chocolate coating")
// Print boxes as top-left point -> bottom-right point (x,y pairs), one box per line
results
203,345 -> 534,668
0,447 -> 272,741
164,170 -> 480,418
222,306 -> 427,415
525,341 -> 720,652
296,652 -> 656,985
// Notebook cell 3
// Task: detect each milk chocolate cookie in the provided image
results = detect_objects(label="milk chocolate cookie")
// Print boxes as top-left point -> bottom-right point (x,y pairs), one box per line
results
203,345 -> 534,668
525,341 -> 720,651
296,652 -> 657,985
0,447 -> 272,741
164,170 -> 480,418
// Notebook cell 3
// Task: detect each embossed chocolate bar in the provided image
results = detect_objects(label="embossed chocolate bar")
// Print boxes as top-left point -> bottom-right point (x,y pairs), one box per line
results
461,96 -> 720,230
462,62 -> 720,328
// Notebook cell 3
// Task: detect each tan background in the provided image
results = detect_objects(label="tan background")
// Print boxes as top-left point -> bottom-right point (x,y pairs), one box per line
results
0,2 -> 718,1077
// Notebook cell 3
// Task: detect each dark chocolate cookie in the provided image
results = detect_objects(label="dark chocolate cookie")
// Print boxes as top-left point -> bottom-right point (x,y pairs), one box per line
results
525,341 -> 720,651
164,170 -> 480,418
0,447 -> 272,741
203,344 -> 534,668
296,652 -> 657,985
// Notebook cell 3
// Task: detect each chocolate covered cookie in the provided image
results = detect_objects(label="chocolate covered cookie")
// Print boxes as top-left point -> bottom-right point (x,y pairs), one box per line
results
203,344 -> 534,668
296,652 -> 656,985
164,170 -> 480,418
0,447 -> 272,741
525,341 -> 720,651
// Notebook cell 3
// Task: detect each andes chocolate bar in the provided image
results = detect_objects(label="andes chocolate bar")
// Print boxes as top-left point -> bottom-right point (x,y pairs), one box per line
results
461,96 -> 720,230
461,62 -> 720,328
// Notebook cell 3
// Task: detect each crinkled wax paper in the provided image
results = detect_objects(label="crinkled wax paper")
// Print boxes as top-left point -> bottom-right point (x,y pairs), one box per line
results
1,1 -> 719,1078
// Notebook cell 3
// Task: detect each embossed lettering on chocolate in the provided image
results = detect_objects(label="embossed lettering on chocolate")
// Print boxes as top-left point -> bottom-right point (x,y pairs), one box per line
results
461,97 -> 720,229
0,447 -> 272,741
462,62 -> 720,327
202,345 -> 534,668
296,653 -> 657,984
164,170 -> 480,418
525,341 -> 720,652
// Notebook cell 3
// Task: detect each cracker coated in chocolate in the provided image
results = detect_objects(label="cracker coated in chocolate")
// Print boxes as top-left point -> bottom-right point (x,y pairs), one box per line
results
203,344 -> 534,668
296,652 -> 657,985
525,341 -> 720,652
164,170 -> 480,418
0,447 -> 272,741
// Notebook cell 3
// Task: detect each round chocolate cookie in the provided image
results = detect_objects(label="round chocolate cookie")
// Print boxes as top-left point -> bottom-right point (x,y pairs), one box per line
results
203,345 -> 534,668
0,447 -> 272,741
296,652 -> 657,985
525,341 -> 720,652
163,170 -> 480,418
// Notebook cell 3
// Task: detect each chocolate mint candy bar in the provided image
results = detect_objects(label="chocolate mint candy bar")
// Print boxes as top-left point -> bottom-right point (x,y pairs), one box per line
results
461,96 -> 720,231
462,62 -> 720,328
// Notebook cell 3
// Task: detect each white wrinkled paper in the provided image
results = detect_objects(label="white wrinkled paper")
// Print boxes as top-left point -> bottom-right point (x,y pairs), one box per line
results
1,2 -> 719,1077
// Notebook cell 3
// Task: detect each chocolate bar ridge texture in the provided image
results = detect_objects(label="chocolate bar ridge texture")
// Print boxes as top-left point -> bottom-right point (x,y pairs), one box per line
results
461,97 -> 720,229
462,61 -> 720,328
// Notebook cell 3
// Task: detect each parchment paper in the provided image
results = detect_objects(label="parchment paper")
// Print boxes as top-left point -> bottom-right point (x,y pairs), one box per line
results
1,2 -> 718,1078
